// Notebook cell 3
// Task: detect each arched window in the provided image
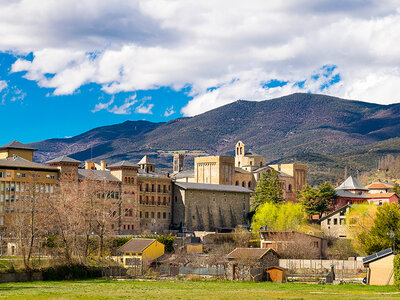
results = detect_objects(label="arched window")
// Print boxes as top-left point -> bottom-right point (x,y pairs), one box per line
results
235,181 -> 239,186
248,181 -> 251,188
242,181 -> 245,187
238,162 -> 241,167
288,184 -> 292,192
260,162 -> 263,167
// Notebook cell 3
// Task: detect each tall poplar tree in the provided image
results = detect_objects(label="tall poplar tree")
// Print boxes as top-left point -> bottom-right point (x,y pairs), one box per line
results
253,169 -> 284,210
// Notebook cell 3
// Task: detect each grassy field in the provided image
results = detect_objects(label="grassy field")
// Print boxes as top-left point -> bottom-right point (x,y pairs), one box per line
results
0,279 -> 399,299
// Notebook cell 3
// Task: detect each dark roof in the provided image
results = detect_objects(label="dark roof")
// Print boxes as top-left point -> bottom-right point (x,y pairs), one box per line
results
108,161 -> 139,168
336,176 -> 369,191
0,140 -> 37,151
319,204 -> 351,223
226,248 -> 277,259
46,155 -> 81,164
174,182 -> 252,193
171,169 -> 194,179
78,169 -> 120,182
0,155 -> 58,171
335,189 -> 367,199
118,238 -> 157,253
363,248 -> 396,265
244,150 -> 263,157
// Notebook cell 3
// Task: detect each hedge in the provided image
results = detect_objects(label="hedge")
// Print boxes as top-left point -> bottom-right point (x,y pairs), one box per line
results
41,264 -> 102,281
394,255 -> 400,288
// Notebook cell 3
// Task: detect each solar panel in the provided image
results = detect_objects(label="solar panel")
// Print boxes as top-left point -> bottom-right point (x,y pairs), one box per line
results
363,248 -> 393,264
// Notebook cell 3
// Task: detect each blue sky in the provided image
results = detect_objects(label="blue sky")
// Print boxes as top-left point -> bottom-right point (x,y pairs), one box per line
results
0,1 -> 399,145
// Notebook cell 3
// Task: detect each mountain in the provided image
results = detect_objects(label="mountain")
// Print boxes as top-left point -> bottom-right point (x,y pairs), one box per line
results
29,93 -> 400,183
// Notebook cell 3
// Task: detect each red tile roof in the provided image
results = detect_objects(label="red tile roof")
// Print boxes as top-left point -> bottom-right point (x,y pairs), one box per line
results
366,182 -> 394,189
367,193 -> 397,199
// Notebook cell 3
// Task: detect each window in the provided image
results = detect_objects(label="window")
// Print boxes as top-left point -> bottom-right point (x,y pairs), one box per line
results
140,211 -> 142,218
146,196 -> 149,204
175,196 -> 178,202
145,212 -> 149,218
340,219 -> 344,225
163,212 -> 166,219
163,185 -> 166,193
192,215 -> 195,220
17,173 -> 21,178
163,197 -> 166,205
157,212 -> 160,219
327,219 -> 331,225
168,213 -> 171,219
248,182 -> 251,188
0,172 -> 4,178
242,182 -> 245,187
22,173 -> 26,178
334,218 -> 338,225
123,225 -> 126,230
151,196 -> 155,205
127,225 -> 130,230
313,241 -> 319,248
151,184 -> 155,192
125,177 -> 128,184
288,184 -> 292,192
157,197 -> 161,205
151,212 -> 154,218
235,181 -> 239,186
140,195 -> 143,204
158,185 -> 161,192
6,172 -> 11,177
146,184 -> 149,192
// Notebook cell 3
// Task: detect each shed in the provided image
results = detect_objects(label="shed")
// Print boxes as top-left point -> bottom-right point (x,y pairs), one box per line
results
266,266 -> 287,283
117,238 -> 165,268
363,248 -> 397,285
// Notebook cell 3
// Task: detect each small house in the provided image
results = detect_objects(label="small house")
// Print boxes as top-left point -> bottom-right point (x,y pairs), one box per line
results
226,248 -> 279,282
319,204 -> 351,238
363,248 -> 396,285
118,238 -> 165,268
266,266 -> 287,283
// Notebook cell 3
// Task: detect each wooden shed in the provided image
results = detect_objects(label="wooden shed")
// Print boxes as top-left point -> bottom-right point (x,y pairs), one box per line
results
266,266 -> 287,283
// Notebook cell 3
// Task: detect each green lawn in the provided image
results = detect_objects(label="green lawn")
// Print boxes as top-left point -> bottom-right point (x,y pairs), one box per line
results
0,279 -> 399,299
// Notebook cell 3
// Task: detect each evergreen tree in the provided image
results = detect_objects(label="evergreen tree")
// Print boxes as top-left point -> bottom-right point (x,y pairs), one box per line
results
253,169 -> 284,210
297,182 -> 337,219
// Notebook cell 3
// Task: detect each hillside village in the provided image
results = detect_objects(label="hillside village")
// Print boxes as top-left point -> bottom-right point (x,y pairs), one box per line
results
1,138 -> 400,285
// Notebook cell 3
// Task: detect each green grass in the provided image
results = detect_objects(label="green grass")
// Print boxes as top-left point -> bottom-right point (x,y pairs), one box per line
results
0,279 -> 399,299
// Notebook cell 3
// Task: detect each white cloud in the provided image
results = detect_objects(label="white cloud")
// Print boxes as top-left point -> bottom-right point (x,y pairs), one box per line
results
135,103 -> 154,114
91,98 -> 114,113
164,106 -> 175,117
1,0 -> 400,114
92,95 -> 138,115
0,80 -> 7,93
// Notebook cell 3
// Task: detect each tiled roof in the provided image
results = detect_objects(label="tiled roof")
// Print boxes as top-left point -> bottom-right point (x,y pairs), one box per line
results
171,169 -> 194,179
366,182 -> 394,189
0,155 -> 58,171
336,176 -> 368,191
138,155 -> 154,165
227,248 -> 277,259
174,182 -> 252,193
367,193 -> 397,199
46,155 -> 81,164
0,140 -> 37,151
108,161 -> 139,168
335,189 -> 367,199
137,169 -> 168,179
319,204 -> 351,223
118,238 -> 156,253
78,169 -> 120,182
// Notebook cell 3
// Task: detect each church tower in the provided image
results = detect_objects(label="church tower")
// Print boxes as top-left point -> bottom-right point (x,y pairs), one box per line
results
173,153 -> 184,173
235,141 -> 245,168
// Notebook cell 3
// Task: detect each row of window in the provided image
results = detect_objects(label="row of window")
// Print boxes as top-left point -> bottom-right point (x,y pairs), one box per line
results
327,218 -> 345,225
123,224 -> 134,230
139,195 -> 170,205
124,177 -> 135,185
140,183 -> 170,193
0,182 -> 55,194
235,181 -> 252,188
0,171 -> 55,179
139,211 -> 171,219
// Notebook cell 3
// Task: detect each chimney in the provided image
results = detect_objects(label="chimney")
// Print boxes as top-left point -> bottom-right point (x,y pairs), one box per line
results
85,161 -> 95,170
100,160 -> 106,171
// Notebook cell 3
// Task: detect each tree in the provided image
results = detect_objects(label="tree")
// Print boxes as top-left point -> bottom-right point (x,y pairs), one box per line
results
253,169 -> 284,210
345,204 -> 377,255
394,182 -> 400,197
357,203 -> 400,255
298,182 -> 337,219
251,202 -> 306,232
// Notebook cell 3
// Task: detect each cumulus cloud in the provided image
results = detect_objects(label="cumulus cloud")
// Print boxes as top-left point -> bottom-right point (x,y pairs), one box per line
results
2,0 -> 400,115
164,106 -> 175,117
91,97 -> 114,113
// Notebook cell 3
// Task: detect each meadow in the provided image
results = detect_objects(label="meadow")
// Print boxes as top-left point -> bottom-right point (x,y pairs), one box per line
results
0,279 -> 399,299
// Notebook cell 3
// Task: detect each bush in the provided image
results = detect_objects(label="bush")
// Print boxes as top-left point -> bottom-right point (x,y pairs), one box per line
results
41,264 -> 102,281
394,255 -> 400,289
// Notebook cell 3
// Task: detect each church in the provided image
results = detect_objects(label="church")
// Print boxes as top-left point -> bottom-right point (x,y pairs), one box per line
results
172,141 -> 307,202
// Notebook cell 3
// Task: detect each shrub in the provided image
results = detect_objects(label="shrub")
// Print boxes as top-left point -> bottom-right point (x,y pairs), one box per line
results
41,264 -> 102,281
394,255 -> 400,289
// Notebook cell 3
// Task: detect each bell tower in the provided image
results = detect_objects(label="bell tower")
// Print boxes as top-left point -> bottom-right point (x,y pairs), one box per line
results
235,141 -> 245,168
173,153 -> 184,173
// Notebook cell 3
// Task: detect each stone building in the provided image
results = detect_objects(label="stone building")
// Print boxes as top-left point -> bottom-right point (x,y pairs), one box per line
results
172,182 -> 252,231
319,204 -> 350,239
172,140 -> 307,201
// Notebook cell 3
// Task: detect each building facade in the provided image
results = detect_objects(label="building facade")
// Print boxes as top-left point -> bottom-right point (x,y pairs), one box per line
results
173,182 -> 251,231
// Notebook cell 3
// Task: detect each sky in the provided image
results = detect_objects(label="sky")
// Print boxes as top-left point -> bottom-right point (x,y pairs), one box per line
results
1,0 -> 400,145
